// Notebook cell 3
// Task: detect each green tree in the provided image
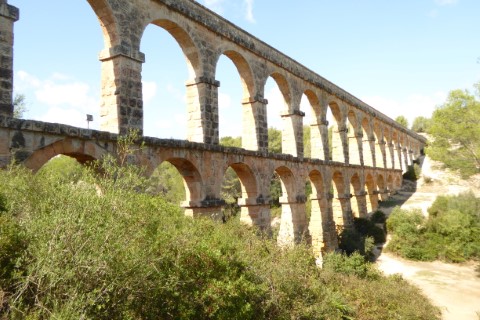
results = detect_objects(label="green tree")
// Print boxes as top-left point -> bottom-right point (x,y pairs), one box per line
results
268,127 -> 282,153
411,116 -> 431,133
395,115 -> 409,128
427,83 -> 480,177
13,93 -> 27,118
148,161 -> 185,205
219,136 -> 242,148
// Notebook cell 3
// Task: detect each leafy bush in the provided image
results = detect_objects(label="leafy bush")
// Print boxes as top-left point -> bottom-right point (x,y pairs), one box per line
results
323,252 -> 379,279
354,218 -> 386,244
370,210 -> 386,224
387,195 -> 480,262
403,163 -> 422,181
0,151 -> 441,319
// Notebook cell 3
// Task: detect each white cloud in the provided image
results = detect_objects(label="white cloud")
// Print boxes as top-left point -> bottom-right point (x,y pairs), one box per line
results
15,70 -> 100,128
35,80 -> 97,113
166,83 -> 186,103
37,107 -> 95,129
200,0 -> 255,23
142,81 -> 157,104
362,92 -> 447,126
202,0 -> 225,14
435,0 -> 459,5
244,0 -> 255,23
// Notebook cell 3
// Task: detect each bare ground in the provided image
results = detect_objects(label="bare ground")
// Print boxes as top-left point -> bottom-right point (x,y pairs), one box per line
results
375,156 -> 480,320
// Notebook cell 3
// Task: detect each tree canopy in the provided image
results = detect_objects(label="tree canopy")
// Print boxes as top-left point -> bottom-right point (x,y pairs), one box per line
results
427,82 -> 480,177
394,115 -> 409,128
411,116 -> 431,133
13,93 -> 27,118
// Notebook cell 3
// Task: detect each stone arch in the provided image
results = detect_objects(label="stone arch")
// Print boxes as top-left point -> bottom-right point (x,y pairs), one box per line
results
147,19 -> 201,79
384,127 -> 394,169
86,0 -> 119,48
269,72 -> 292,108
373,121 -> 385,168
215,50 -> 259,150
387,174 -> 394,195
349,172 -> 364,218
347,109 -> 361,165
23,139 -> 104,173
327,100 -> 346,162
377,173 -> 386,202
308,169 -> 331,256
262,72 -> 291,154
276,165 -> 307,246
304,90 -> 327,160
228,162 -> 258,200
365,173 -> 378,213
164,157 -> 203,206
361,116 -> 374,167
218,50 -> 255,99
331,170 -> 351,230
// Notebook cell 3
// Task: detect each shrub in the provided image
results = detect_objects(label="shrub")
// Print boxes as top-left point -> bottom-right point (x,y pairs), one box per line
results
370,210 -> 386,224
323,252 -> 379,279
354,217 -> 386,244
403,163 -> 422,181
0,158 -> 441,319
386,194 -> 480,262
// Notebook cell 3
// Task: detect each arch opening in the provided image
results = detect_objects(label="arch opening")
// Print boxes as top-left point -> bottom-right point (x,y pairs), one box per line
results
349,173 -> 363,218
326,101 -> 345,162
264,74 -> 290,154
140,21 -> 198,139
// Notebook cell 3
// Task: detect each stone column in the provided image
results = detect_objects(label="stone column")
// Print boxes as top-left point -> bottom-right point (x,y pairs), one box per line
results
378,140 -> 387,168
241,95 -> 268,151
362,136 -> 374,167
348,132 -> 362,165
386,142 -> 394,169
238,197 -> 271,231
281,109 -> 304,158
332,124 -> 348,163
182,198 -> 224,220
185,76 -> 220,144
277,196 -> 308,247
309,193 -> 338,257
366,191 -> 379,213
354,191 -> 368,218
332,193 -> 354,231
310,119 -> 328,160
395,143 -> 403,172
0,1 -> 19,117
409,149 -> 414,165
99,46 -> 145,135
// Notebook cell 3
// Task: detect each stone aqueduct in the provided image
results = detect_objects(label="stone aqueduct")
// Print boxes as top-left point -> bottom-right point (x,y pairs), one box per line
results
0,0 -> 426,256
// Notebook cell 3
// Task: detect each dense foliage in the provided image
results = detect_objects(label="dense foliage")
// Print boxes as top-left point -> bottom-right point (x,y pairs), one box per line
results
394,115 -> 409,128
0,158 -> 441,319
411,116 -> 431,133
386,193 -> 480,262
427,82 -> 480,177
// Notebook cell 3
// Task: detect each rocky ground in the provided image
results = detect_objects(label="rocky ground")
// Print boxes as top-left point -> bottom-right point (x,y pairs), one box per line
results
376,156 -> 480,320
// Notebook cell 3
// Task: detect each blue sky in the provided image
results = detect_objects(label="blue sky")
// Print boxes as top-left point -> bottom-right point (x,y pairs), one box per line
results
10,0 -> 480,139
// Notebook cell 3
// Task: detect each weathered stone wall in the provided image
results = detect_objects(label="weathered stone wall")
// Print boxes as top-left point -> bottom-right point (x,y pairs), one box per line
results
0,0 -> 427,258
0,0 -> 18,117
0,117 -> 405,256
83,0 -> 426,165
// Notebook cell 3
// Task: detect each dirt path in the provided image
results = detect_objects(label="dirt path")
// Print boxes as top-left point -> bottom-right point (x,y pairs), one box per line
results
375,156 -> 480,320
377,253 -> 480,320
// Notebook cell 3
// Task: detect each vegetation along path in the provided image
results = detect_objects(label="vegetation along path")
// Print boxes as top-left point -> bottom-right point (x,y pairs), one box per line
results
376,156 -> 480,320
